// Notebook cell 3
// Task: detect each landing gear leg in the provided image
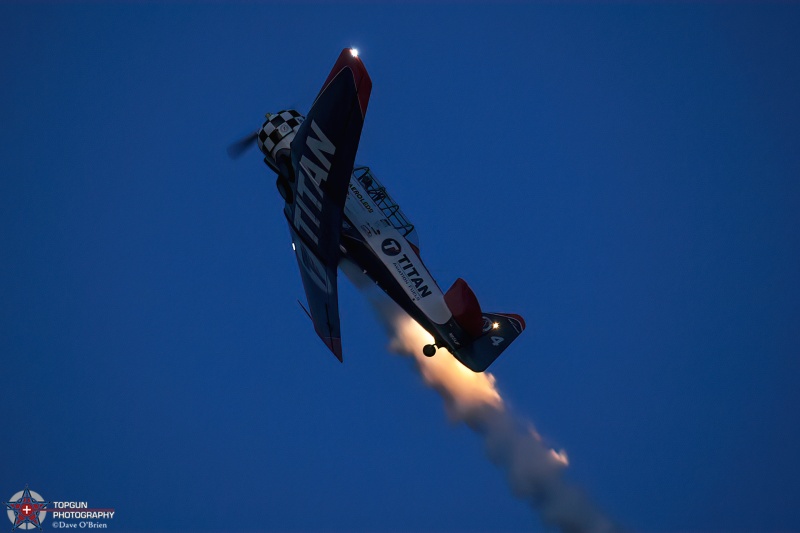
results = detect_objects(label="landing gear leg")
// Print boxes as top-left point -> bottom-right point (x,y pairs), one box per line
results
422,344 -> 437,357
276,176 -> 293,203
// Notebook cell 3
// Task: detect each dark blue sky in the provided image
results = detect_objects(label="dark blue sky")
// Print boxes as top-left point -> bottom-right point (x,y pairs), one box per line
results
2,3 -> 799,532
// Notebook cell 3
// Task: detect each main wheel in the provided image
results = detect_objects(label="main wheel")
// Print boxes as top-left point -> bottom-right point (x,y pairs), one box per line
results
422,344 -> 436,357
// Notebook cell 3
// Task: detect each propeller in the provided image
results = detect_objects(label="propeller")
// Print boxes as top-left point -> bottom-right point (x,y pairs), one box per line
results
227,131 -> 259,159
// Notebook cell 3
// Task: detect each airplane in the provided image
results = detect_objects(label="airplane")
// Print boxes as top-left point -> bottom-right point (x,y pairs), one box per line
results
229,48 -> 525,372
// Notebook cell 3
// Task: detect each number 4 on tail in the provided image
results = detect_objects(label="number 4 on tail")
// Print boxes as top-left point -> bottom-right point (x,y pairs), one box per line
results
491,336 -> 504,346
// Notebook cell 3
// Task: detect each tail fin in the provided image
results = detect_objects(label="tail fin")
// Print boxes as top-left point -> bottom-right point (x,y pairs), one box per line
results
442,278 -> 526,372
452,312 -> 526,372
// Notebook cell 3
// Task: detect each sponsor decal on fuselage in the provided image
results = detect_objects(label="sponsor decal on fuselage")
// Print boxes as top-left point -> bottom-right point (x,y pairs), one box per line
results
381,238 -> 401,256
378,238 -> 432,300
393,254 -> 432,300
349,183 -> 374,213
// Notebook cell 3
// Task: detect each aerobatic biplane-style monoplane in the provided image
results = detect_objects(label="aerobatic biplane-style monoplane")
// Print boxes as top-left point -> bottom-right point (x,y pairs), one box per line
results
229,49 -> 525,372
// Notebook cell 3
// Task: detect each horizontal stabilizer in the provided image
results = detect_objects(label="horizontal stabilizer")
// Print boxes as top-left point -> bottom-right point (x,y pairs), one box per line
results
452,312 -> 526,372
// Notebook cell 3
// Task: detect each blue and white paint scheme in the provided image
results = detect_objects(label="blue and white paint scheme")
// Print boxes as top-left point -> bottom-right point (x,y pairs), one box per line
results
246,49 -> 525,372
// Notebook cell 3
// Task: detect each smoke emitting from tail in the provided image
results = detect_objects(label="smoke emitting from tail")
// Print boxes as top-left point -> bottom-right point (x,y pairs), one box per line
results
345,265 -> 618,533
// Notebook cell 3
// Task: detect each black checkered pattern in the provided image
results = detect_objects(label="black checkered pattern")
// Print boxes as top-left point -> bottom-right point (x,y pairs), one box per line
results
258,109 -> 305,156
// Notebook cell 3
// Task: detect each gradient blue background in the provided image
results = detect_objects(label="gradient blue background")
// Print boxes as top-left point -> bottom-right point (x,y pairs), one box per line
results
2,3 -> 799,532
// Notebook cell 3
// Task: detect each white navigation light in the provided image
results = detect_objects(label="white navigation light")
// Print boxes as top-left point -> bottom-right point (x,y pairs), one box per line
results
350,48 -> 359,57
492,322 -> 500,330
291,242 -> 296,251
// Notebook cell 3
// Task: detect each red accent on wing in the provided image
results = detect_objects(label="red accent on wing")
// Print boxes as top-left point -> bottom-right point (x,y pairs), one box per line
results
318,49 -> 372,117
444,278 -> 484,339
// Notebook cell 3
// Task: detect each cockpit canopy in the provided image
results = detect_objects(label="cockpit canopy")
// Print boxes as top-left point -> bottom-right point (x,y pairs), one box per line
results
352,166 -> 420,249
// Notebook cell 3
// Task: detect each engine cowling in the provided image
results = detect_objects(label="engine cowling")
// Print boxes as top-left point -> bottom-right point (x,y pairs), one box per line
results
257,109 -> 305,163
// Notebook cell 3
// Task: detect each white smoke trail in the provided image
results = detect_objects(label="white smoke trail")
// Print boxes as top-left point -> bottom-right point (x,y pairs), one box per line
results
344,264 -> 618,532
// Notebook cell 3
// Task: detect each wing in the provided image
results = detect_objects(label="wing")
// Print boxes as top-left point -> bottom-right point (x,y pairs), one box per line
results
289,226 -> 343,360
284,49 -> 372,361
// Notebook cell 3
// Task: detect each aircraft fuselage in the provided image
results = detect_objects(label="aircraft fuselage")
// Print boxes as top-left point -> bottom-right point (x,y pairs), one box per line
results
338,169 -> 473,355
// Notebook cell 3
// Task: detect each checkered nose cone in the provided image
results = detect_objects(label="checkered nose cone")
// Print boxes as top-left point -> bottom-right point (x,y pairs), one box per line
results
257,109 -> 305,157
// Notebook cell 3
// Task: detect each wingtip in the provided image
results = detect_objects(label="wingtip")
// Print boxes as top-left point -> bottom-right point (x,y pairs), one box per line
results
322,337 -> 343,362
319,48 -> 372,118
507,313 -> 526,330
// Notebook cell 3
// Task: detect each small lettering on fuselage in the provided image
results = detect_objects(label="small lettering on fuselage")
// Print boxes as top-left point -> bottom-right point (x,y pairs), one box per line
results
448,332 -> 461,347
293,121 -> 336,246
349,184 -> 374,213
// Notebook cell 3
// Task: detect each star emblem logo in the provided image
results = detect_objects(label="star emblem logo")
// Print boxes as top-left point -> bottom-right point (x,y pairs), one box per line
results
4,486 -> 49,531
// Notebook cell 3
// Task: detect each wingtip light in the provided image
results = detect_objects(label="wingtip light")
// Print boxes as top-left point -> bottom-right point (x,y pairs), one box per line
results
350,48 -> 359,58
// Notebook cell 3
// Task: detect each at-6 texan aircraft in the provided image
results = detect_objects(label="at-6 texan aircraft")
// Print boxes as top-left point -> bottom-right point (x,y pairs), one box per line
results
229,49 -> 525,372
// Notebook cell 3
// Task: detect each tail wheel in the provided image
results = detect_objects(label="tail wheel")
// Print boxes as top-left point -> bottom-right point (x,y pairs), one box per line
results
422,344 -> 436,357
